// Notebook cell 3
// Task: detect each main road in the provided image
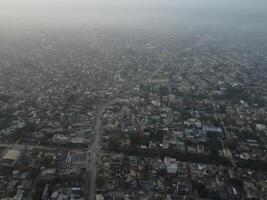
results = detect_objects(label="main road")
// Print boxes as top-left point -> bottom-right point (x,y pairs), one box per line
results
88,105 -> 104,200
0,143 -> 55,151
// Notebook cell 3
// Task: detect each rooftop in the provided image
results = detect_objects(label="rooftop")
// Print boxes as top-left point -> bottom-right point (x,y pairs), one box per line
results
2,149 -> 21,161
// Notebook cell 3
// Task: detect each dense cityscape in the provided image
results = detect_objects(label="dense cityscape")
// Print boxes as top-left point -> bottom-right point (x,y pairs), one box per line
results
0,28 -> 267,200
1,0 -> 267,200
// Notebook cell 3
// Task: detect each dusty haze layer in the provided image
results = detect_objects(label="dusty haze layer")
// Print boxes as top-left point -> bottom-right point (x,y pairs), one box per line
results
0,0 -> 266,34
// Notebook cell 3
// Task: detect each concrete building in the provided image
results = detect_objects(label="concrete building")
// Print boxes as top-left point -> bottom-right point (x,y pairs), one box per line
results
164,157 -> 177,174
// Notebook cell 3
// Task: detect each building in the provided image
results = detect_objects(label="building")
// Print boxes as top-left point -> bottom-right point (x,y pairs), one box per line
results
0,149 -> 22,167
164,157 -> 177,174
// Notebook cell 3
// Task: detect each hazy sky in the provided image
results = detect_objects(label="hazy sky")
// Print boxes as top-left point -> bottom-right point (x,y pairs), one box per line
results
0,0 -> 266,33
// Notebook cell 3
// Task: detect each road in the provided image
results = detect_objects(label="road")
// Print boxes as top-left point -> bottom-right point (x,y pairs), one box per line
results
0,143 -> 55,151
87,104 -> 110,200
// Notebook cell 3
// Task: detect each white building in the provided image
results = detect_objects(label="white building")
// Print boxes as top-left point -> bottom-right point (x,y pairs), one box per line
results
164,157 -> 177,174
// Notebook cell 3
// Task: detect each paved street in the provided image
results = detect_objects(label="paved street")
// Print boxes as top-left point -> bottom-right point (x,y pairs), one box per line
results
88,104 -> 111,200
0,143 -> 55,151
